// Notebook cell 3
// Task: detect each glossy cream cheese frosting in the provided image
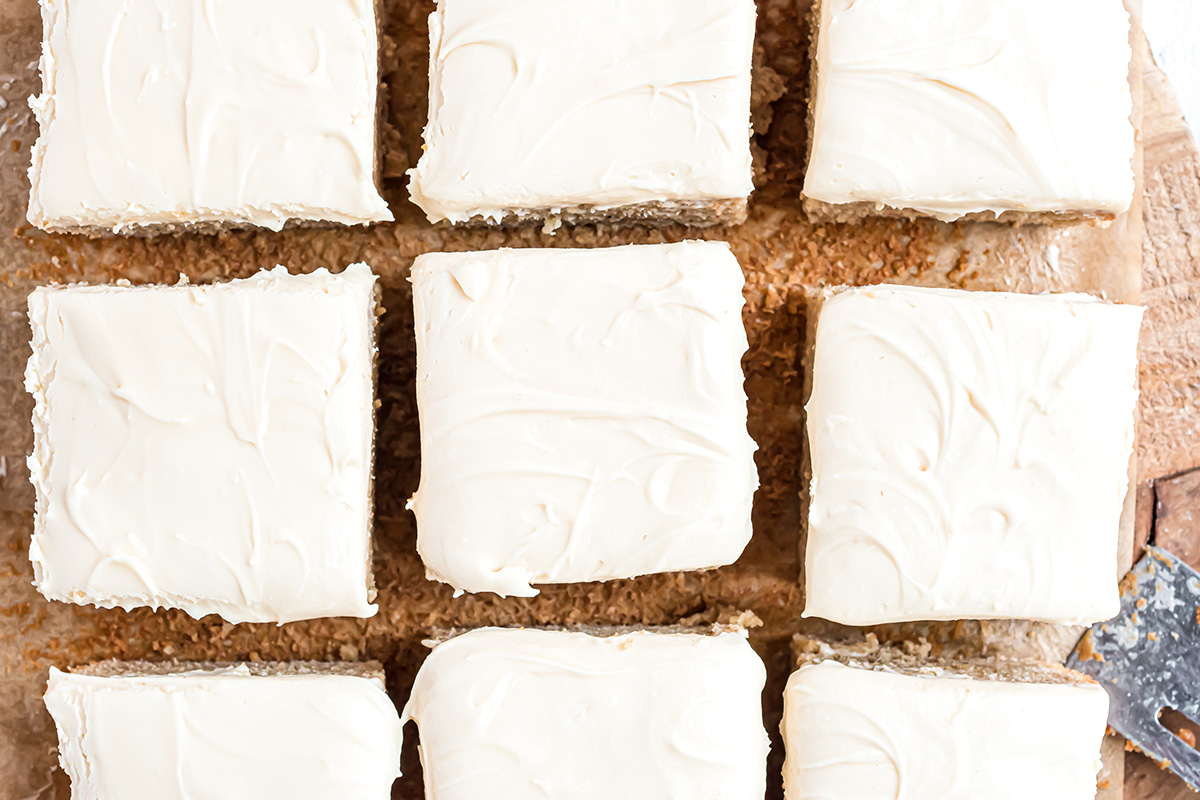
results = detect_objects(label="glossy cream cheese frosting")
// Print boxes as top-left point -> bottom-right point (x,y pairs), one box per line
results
803,0 -> 1135,221
26,265 -> 379,624
45,665 -> 403,800
407,0 -> 757,224
409,242 -> 758,597
782,661 -> 1109,800
28,0 -> 392,233
804,285 -> 1143,626
403,628 -> 770,800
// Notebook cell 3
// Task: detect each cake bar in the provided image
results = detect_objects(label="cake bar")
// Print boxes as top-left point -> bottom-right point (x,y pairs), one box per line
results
803,285 -> 1143,625
45,661 -> 403,799
782,639 -> 1110,800
27,0 -> 392,234
409,242 -> 758,597
26,265 -> 379,624
404,628 -> 769,799
407,0 -> 757,228
802,0 -> 1135,223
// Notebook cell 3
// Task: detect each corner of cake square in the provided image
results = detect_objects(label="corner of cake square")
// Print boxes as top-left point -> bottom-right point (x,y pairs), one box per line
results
802,0 -> 1135,222
25,264 -> 380,624
408,241 -> 758,597
407,0 -> 757,227
802,285 -> 1143,626
26,0 -> 392,234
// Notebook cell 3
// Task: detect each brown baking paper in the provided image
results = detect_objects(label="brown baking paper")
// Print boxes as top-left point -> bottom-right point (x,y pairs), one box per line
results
0,0 -> 1143,797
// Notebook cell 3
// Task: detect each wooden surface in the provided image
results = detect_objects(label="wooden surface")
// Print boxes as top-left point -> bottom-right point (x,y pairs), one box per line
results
1127,42 -> 1200,800
0,0 -> 1177,798
1139,36 -> 1200,483
1155,472 -> 1200,570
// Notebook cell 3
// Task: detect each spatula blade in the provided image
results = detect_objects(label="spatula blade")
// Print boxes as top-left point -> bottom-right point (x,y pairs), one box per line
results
1067,546 -> 1200,791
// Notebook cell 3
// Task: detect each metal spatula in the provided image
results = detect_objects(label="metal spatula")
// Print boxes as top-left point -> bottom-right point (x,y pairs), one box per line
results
1066,546 -> 1200,791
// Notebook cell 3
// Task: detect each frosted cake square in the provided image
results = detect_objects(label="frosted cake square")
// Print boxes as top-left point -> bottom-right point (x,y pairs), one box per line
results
404,628 -> 769,799
409,242 -> 758,596
803,285 -> 1142,625
45,662 -> 402,799
407,0 -> 757,227
26,265 -> 379,624
802,0 -> 1135,222
782,642 -> 1109,800
27,0 -> 392,234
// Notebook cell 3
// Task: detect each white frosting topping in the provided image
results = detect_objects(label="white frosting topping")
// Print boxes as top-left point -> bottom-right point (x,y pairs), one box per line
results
28,0 -> 392,233
26,265 -> 379,624
804,285 -> 1143,626
803,0 -> 1135,221
782,661 -> 1109,800
45,665 -> 403,800
407,0 -> 756,224
409,242 -> 758,597
403,628 -> 770,800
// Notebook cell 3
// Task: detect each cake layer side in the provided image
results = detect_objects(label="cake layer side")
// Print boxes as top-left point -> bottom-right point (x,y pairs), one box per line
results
790,634 -> 1099,687
407,198 -> 750,231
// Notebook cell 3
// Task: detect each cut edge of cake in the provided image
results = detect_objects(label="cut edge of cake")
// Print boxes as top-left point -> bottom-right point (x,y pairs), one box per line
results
789,634 -> 1099,687
61,658 -> 387,682
421,612 -> 766,649
409,183 -> 751,233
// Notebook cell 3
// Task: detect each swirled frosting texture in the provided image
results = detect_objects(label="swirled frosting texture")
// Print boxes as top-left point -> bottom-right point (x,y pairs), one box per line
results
409,242 -> 758,597
407,0 -> 756,224
26,265 -> 379,624
45,665 -> 403,800
27,0 -> 392,233
804,286 -> 1143,626
782,661 -> 1109,800
803,0 -> 1134,221
403,628 -> 769,800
